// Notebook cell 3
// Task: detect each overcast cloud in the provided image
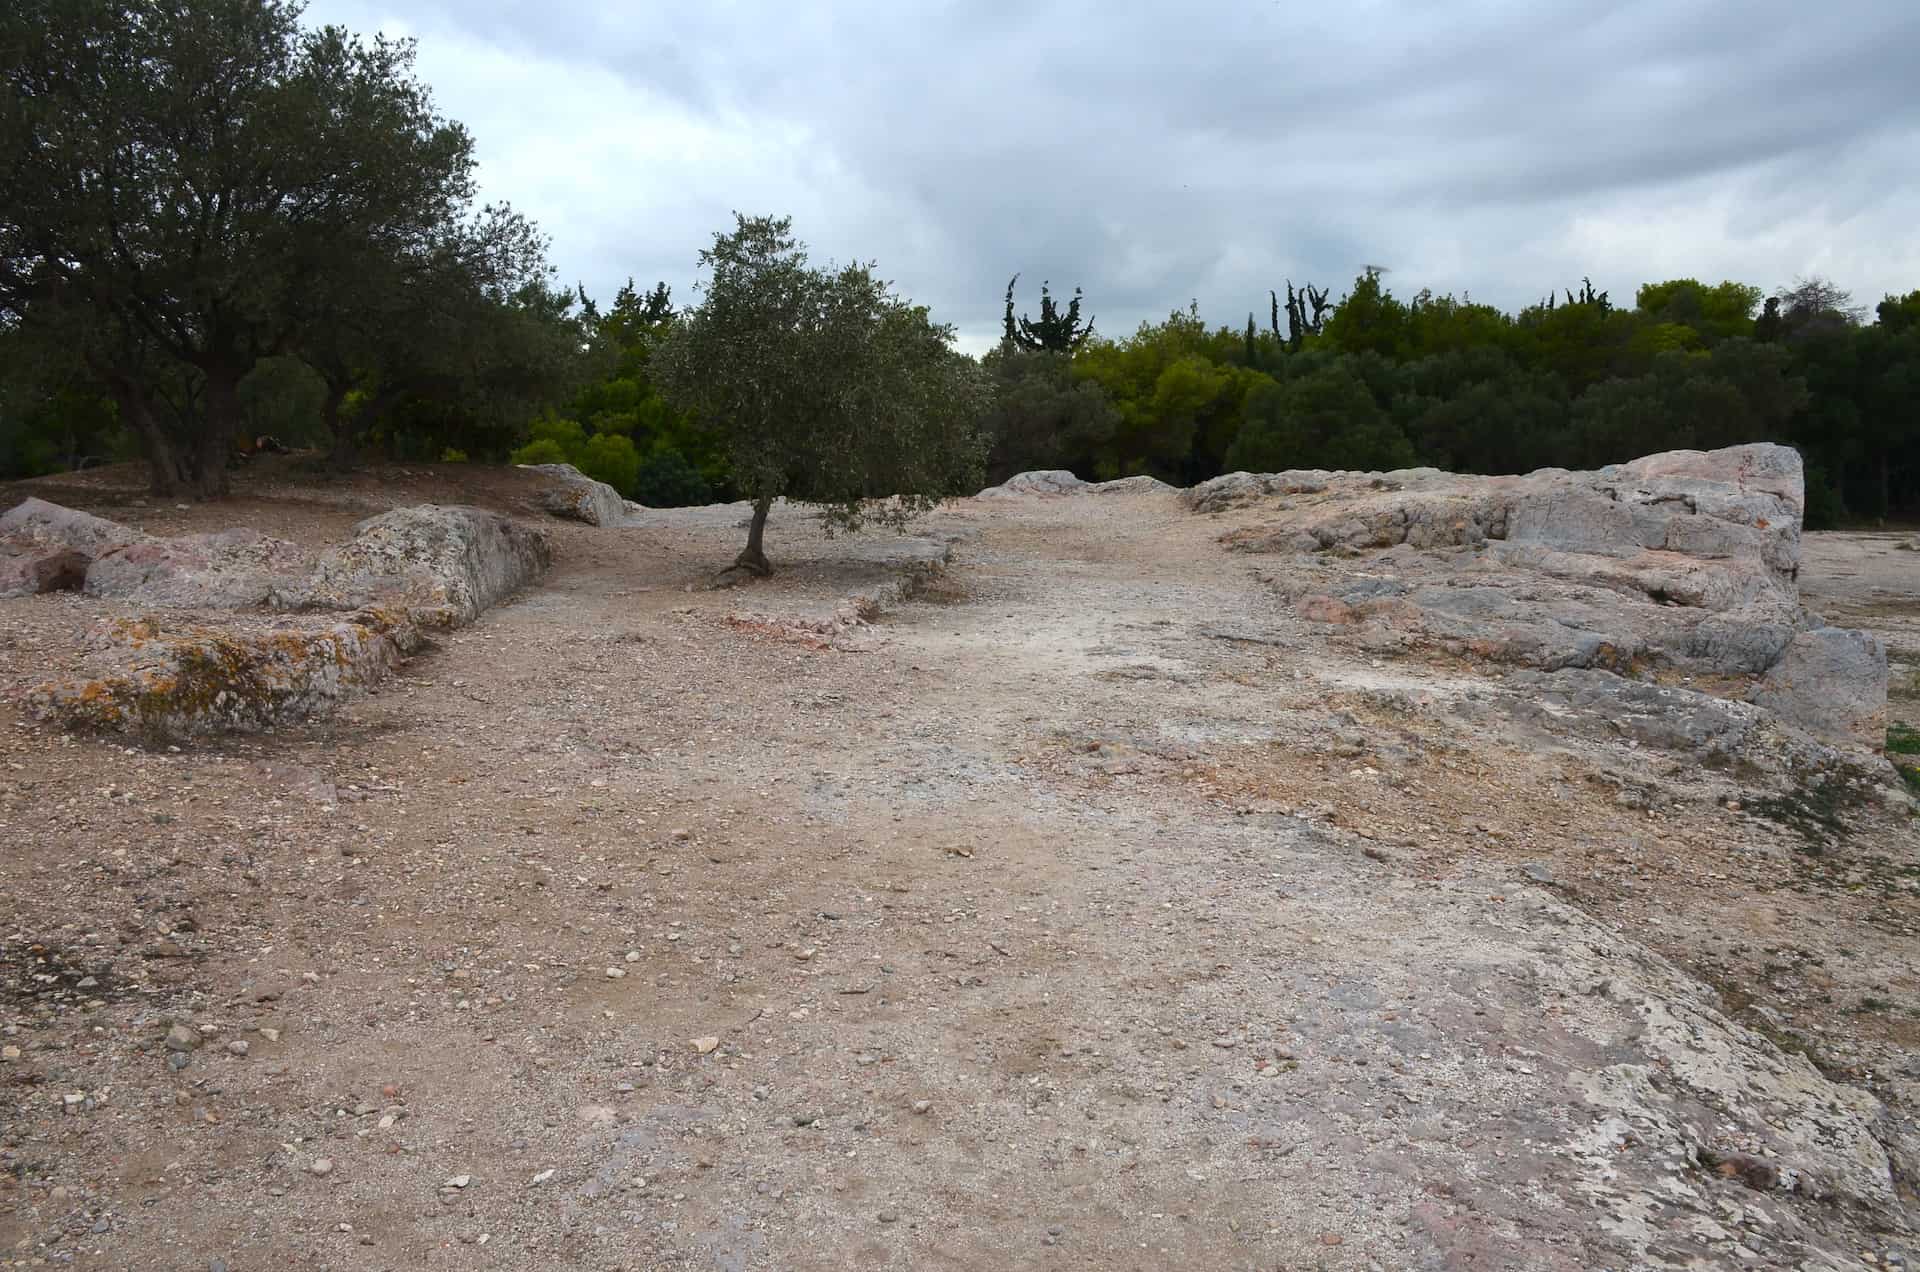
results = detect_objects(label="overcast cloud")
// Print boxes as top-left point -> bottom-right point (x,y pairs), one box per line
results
302,0 -> 1920,352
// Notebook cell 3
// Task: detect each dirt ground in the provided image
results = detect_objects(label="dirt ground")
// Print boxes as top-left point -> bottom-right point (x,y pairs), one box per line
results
1,461 -> 1916,1270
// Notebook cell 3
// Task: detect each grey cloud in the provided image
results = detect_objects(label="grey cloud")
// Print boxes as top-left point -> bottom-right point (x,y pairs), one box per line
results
307,0 -> 1920,349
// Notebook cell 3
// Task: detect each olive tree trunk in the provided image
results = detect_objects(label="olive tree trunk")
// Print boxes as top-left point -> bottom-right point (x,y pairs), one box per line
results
734,496 -> 774,576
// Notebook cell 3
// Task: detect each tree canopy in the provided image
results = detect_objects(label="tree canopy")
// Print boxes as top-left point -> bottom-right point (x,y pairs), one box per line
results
0,0 -> 569,494
653,215 -> 988,574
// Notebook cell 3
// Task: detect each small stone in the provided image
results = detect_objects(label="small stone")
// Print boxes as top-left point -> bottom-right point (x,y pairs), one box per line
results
445,1174 -> 472,1189
669,828 -> 691,841
226,1040 -> 250,1057
310,1158 -> 334,1177
1210,1036 -> 1238,1049
878,1210 -> 899,1224
167,1052 -> 191,1072
1320,1233 -> 1344,1247
605,967 -> 627,980
258,1027 -> 282,1043
795,948 -> 815,962
301,971 -> 320,984
624,950 -> 641,963
531,1169 -> 554,1185
381,1083 -> 401,1099
1,1045 -> 19,1062
691,1036 -> 720,1054
912,1100 -> 932,1115
165,1023 -> 201,1052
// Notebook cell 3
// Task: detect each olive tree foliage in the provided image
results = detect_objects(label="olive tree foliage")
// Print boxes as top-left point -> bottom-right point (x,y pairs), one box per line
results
298,208 -> 567,468
0,0 -> 509,495
653,215 -> 989,576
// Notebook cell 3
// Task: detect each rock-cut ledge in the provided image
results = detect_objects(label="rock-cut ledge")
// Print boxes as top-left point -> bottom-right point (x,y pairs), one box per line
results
1184,443 -> 1886,750
7,500 -> 550,741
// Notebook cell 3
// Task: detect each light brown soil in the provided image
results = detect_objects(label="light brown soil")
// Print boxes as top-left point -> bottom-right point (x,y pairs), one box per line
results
0,462 -> 1915,1270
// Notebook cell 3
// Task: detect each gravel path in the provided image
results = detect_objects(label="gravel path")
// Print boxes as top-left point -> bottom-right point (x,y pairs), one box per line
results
0,485 -> 1913,1270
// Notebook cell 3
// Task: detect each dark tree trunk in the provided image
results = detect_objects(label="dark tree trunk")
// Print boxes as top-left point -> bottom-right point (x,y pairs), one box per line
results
322,382 -> 356,471
195,365 -> 246,497
734,496 -> 774,576
108,379 -> 189,497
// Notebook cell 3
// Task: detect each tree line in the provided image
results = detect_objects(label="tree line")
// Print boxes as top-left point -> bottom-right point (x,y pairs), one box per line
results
4,0 -> 1917,537
984,272 -> 1920,527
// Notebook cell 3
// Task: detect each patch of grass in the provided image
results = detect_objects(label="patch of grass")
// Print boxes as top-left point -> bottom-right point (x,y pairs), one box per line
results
1889,724 -> 1920,795
1749,778 -> 1865,853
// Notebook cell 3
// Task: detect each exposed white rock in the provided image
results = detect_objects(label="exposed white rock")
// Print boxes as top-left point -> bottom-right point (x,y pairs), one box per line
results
976,470 -> 1088,498
522,462 -> 628,527
0,496 -> 147,559
303,505 -> 551,626
83,527 -> 311,608
1209,443 -> 1886,751
30,608 -> 426,740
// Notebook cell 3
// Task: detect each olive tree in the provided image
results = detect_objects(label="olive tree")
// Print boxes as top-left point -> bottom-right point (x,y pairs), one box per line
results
654,215 -> 988,575
0,0 -> 486,495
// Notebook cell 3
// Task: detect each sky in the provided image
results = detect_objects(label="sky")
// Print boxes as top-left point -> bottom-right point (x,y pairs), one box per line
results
303,0 -> 1920,354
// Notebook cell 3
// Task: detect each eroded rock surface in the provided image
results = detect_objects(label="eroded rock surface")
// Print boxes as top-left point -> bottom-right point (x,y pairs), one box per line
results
0,543 -> 89,598
977,469 -> 1088,497
29,608 -> 424,740
301,504 -> 551,626
0,495 -> 147,559
83,528 -> 312,608
17,501 -> 550,740
981,470 -> 1179,498
522,462 -> 628,526
1,496 -> 147,597
1203,444 -> 1886,750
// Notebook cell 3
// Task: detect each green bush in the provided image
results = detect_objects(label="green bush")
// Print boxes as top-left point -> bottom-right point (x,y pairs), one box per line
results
439,447 -> 469,463
578,432 -> 641,494
509,437 -> 571,466
632,449 -> 714,507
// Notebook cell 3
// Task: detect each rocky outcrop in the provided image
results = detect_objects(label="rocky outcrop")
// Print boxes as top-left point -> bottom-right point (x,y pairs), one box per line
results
1184,469 -> 1331,513
976,470 -> 1087,498
21,501 -> 551,741
1,498 -> 313,607
301,505 -> 551,626
1087,475 -> 1177,495
1,497 -> 146,597
523,463 -> 628,526
0,496 -> 146,560
1750,627 -> 1890,749
30,608 -> 425,740
83,528 -> 312,608
1212,444 -> 1887,751
0,543 -> 89,598
980,471 -> 1177,498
